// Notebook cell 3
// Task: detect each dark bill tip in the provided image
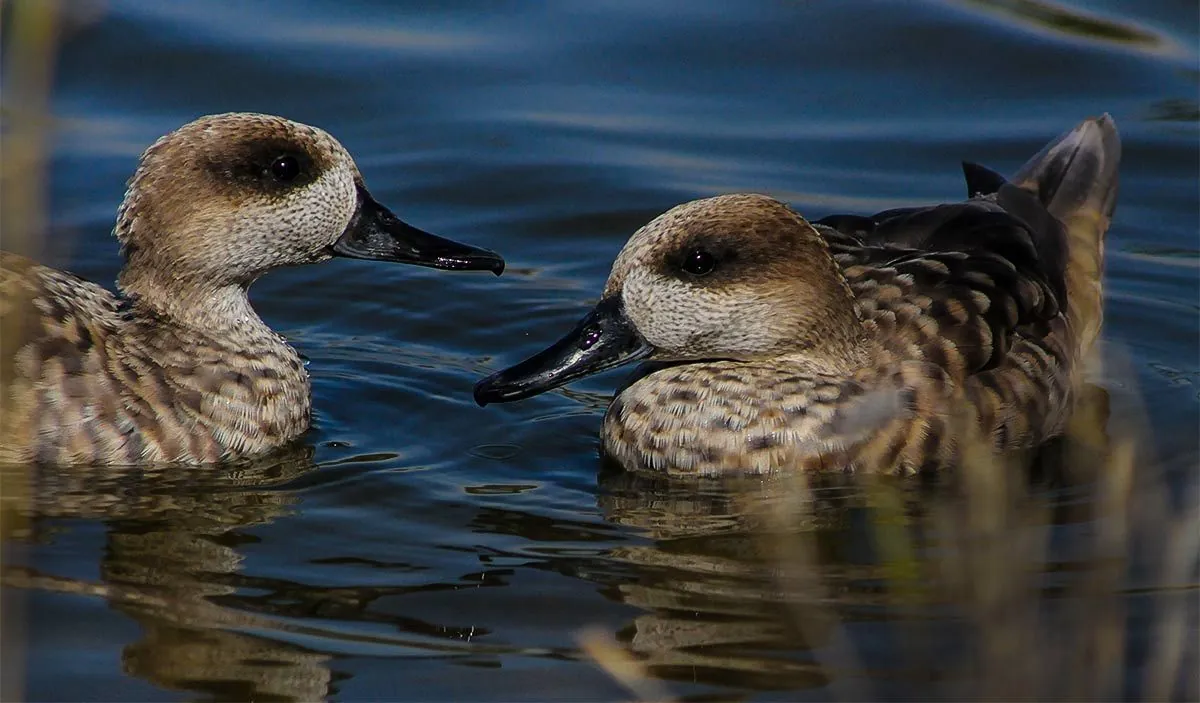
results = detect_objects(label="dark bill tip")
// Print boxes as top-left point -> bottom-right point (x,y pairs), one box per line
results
331,185 -> 505,275
473,296 -> 652,406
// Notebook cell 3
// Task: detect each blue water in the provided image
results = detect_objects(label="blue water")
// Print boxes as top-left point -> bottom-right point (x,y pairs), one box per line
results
5,0 -> 1198,700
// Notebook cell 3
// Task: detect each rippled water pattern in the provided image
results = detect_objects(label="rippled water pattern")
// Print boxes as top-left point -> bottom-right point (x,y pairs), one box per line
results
5,1 -> 1198,700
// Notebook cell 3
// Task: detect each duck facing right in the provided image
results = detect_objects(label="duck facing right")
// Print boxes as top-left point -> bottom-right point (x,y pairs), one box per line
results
475,116 -> 1121,477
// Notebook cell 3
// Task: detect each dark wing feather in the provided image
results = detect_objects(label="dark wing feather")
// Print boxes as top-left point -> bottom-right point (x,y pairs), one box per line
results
817,187 -> 1067,378
961,161 -> 1008,198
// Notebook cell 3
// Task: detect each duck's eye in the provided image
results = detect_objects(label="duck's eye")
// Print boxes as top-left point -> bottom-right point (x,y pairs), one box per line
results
682,248 -> 716,276
270,155 -> 300,182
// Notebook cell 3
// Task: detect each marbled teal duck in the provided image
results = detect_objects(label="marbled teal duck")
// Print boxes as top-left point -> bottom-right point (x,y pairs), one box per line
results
475,116 -> 1120,477
1,112 -> 503,466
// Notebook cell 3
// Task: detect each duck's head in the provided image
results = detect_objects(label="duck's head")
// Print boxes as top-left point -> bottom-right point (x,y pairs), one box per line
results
115,112 -> 503,295
475,194 -> 866,405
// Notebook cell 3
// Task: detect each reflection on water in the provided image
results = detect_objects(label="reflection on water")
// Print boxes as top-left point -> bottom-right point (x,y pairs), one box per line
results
4,379 -> 1197,700
1149,97 -> 1200,123
598,468 -> 844,693
957,0 -> 1178,53
9,451 -> 331,700
589,380 -> 1196,700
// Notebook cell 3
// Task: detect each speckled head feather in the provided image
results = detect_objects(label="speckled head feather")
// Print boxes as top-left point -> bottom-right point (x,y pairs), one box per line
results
475,115 -> 1121,477
607,194 -> 870,373
1,112 -> 505,467
115,113 -> 359,294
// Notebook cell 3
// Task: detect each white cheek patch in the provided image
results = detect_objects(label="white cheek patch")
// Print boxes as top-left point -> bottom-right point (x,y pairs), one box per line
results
623,270 -> 736,353
280,164 -> 357,259
622,269 -> 782,358
623,270 -> 685,350
310,165 -> 358,242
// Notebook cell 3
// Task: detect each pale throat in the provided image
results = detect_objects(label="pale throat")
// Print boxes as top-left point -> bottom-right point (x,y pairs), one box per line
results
118,267 -> 276,338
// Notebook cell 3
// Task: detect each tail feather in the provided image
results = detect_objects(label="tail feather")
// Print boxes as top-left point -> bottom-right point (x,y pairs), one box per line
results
1011,114 -> 1121,358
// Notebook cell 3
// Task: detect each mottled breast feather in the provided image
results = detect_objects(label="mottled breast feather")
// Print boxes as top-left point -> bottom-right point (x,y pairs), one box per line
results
0,253 -> 310,466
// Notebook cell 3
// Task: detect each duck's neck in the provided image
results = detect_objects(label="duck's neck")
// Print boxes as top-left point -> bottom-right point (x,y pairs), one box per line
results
116,267 -> 313,457
773,295 -> 878,377
118,268 -> 278,343
773,337 -> 878,377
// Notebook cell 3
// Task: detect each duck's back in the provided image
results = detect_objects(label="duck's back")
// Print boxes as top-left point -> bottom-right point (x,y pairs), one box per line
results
0,253 -> 310,465
817,115 -> 1120,453
2,252 -> 129,463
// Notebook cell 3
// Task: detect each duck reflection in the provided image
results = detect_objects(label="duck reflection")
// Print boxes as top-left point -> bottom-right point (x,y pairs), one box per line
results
594,464 -> 883,692
580,364 -> 862,690
10,447 -> 333,701
3,381 -> 1128,699
588,381 -> 1120,694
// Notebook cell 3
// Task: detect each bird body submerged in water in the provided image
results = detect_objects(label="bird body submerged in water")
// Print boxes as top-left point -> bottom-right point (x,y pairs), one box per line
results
1,112 -> 504,466
475,116 -> 1121,477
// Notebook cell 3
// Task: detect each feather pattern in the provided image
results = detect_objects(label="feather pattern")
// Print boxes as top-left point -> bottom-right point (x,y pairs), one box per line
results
1,252 -> 311,465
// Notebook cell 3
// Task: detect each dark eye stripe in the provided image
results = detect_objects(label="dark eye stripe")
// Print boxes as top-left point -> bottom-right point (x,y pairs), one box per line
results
203,138 -> 318,195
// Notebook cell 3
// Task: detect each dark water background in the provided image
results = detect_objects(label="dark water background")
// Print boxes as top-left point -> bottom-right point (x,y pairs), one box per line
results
4,1 -> 1198,700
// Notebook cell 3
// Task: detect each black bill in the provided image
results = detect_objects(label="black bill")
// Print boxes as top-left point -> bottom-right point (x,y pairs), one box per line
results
331,184 -> 504,275
474,295 -> 653,405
